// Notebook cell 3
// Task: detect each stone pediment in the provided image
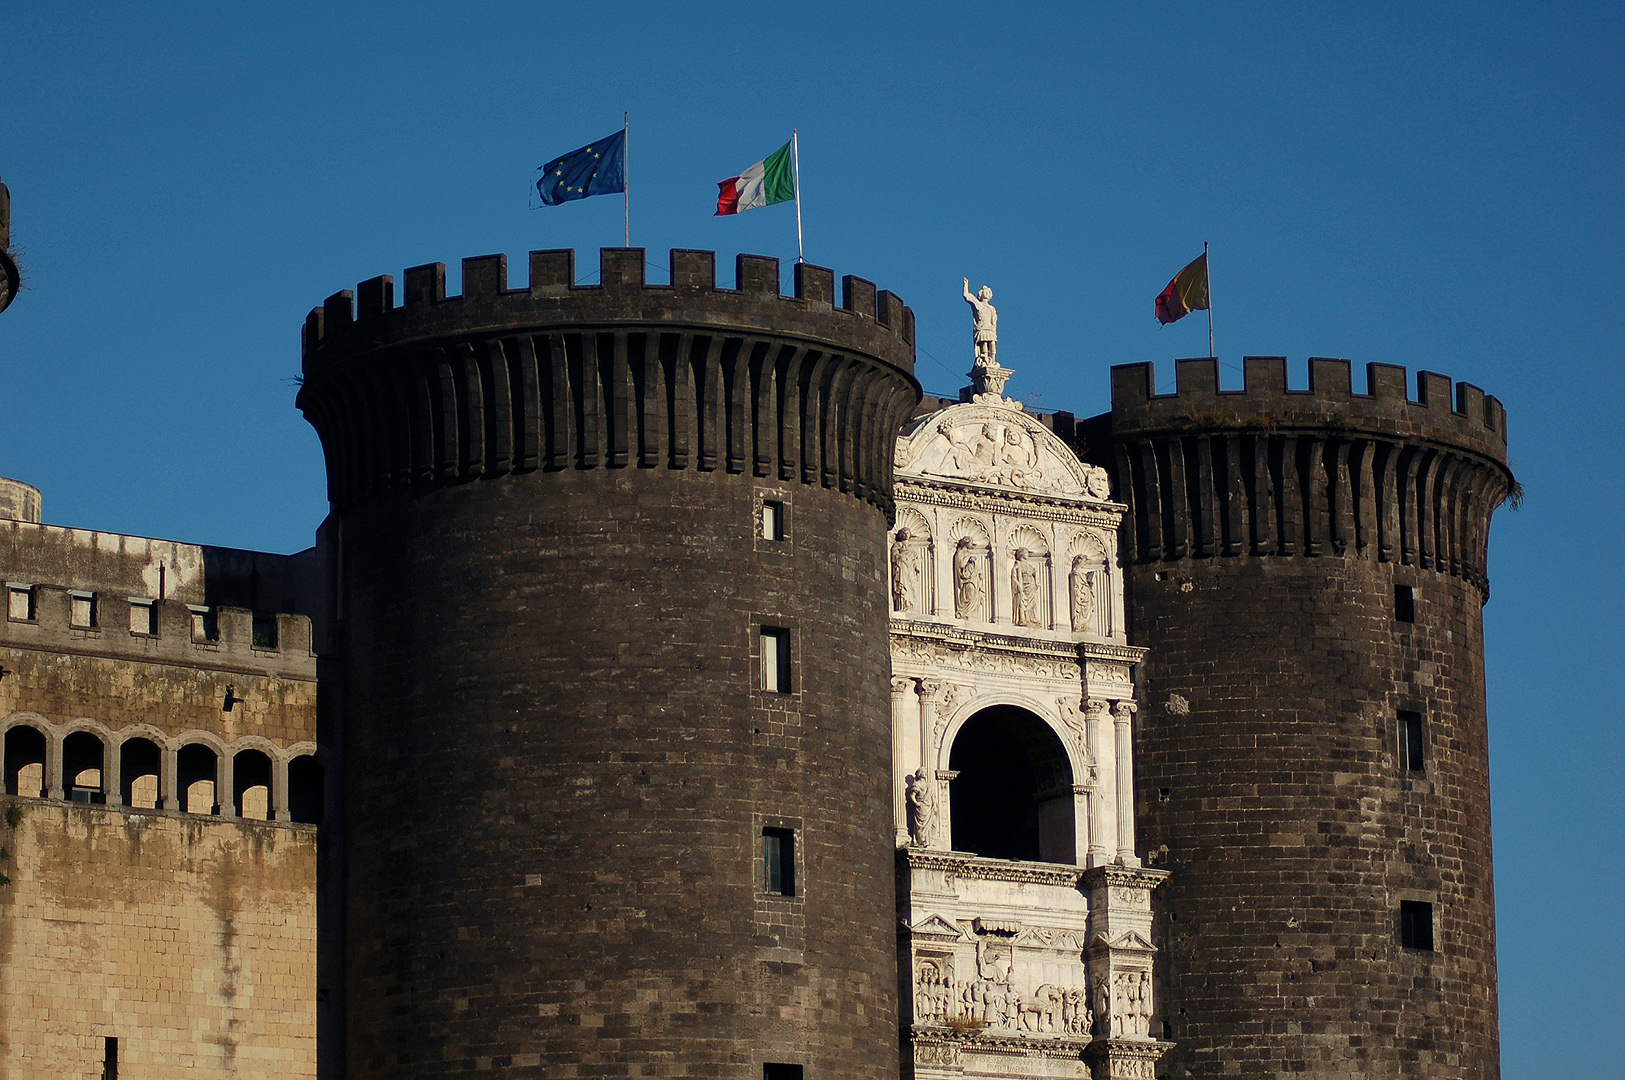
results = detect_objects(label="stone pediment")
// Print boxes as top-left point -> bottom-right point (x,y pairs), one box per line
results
895,403 -> 1110,500
910,914 -> 969,941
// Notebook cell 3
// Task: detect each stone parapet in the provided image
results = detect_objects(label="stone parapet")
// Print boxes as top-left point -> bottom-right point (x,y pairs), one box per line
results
297,248 -> 921,515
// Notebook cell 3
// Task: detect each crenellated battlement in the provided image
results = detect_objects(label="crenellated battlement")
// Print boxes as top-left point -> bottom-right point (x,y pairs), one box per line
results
1102,359 -> 1513,586
296,248 -> 922,515
302,248 -> 915,377
1111,358 -> 1506,462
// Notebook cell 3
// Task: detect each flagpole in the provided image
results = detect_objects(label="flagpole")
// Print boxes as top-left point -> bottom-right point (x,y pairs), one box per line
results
791,129 -> 804,264
623,112 -> 631,248
1204,241 -> 1215,358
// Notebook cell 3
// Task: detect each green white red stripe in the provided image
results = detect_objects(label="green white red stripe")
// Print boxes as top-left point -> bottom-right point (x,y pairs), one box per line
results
716,140 -> 796,215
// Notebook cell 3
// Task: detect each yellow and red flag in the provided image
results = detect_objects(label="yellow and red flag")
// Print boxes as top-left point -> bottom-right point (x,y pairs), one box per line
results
1155,251 -> 1210,325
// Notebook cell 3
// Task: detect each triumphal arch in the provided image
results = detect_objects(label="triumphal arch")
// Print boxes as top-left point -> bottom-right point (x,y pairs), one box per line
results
889,356 -> 1169,1080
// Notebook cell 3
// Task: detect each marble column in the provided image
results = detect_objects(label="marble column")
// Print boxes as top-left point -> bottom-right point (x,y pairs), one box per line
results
1113,700 -> 1139,865
1085,699 -> 1112,866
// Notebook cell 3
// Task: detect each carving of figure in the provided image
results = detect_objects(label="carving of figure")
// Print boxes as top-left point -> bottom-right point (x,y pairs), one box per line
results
1084,464 -> 1113,500
1063,985 -> 1091,1035
1070,558 -> 1097,633
891,529 -> 921,613
1136,971 -> 1153,1036
940,420 -> 1000,480
963,278 -> 998,368
905,767 -> 937,847
998,425 -> 1036,484
954,539 -> 986,621
1093,977 -> 1112,1037
1011,550 -> 1043,628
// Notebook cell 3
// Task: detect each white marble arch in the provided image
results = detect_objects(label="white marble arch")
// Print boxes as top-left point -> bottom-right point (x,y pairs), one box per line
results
932,691 -> 1093,867
933,691 -> 1090,782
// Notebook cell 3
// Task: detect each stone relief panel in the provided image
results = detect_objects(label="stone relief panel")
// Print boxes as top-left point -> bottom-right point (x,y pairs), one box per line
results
892,508 -> 935,616
895,404 -> 1093,499
909,924 -> 1094,1038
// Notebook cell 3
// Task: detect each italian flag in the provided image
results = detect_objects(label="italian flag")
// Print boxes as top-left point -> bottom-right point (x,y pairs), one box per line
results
716,139 -> 796,215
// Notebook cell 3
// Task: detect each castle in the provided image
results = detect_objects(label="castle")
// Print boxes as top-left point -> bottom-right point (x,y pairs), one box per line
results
0,237 -> 1511,1079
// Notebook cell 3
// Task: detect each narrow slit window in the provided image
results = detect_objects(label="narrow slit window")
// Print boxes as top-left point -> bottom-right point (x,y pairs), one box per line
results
1400,900 -> 1434,951
1394,583 -> 1415,623
1397,711 -> 1425,773
103,1036 -> 118,1080
763,1066 -> 803,1080
761,501 -> 785,541
762,827 -> 796,896
760,627 -> 791,693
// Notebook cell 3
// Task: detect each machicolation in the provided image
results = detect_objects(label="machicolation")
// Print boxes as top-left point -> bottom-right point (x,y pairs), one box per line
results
1097,358 -> 1512,586
297,247 -> 920,515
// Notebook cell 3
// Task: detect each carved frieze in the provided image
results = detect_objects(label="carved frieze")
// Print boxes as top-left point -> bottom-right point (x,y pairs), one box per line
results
897,405 -> 1091,497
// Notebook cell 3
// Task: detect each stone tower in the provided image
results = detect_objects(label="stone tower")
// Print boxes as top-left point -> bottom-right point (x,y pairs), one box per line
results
1102,358 -> 1510,1079
296,248 -> 920,1080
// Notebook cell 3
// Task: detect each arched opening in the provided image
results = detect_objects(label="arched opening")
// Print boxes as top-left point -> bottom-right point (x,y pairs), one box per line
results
948,706 -> 1075,865
178,743 -> 218,814
62,731 -> 106,803
120,738 -> 162,809
288,755 -> 324,824
4,725 -> 46,797
234,748 -> 272,820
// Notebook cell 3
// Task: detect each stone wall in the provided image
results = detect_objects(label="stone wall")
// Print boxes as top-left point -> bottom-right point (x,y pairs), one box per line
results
0,803 -> 316,1079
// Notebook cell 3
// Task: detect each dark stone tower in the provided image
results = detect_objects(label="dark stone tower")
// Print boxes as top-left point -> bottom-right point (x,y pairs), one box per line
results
1102,358 -> 1510,1079
296,248 -> 920,1080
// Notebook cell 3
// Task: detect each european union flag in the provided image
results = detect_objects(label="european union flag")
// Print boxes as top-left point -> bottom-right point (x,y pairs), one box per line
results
536,130 -> 626,206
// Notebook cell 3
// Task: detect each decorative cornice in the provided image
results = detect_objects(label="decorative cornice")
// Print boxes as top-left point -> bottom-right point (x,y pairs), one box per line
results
1081,641 -> 1149,665
904,848 -> 1086,888
1081,865 -> 1171,893
896,476 -> 1126,525
909,1026 -> 1094,1058
891,618 -> 1082,662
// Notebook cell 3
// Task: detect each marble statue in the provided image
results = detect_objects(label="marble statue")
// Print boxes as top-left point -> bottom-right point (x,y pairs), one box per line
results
891,529 -> 921,613
963,278 -> 998,368
905,767 -> 937,846
1011,550 -> 1043,628
954,539 -> 985,620
1070,559 -> 1097,633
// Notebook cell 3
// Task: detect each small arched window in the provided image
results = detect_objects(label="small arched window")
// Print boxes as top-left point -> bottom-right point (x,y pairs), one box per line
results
4,725 -> 47,798
233,749 -> 273,820
120,737 -> 162,809
177,743 -> 218,814
63,730 -> 106,804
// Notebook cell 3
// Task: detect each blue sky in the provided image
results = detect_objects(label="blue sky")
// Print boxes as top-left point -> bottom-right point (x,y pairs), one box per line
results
2,3 -> 1620,1074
